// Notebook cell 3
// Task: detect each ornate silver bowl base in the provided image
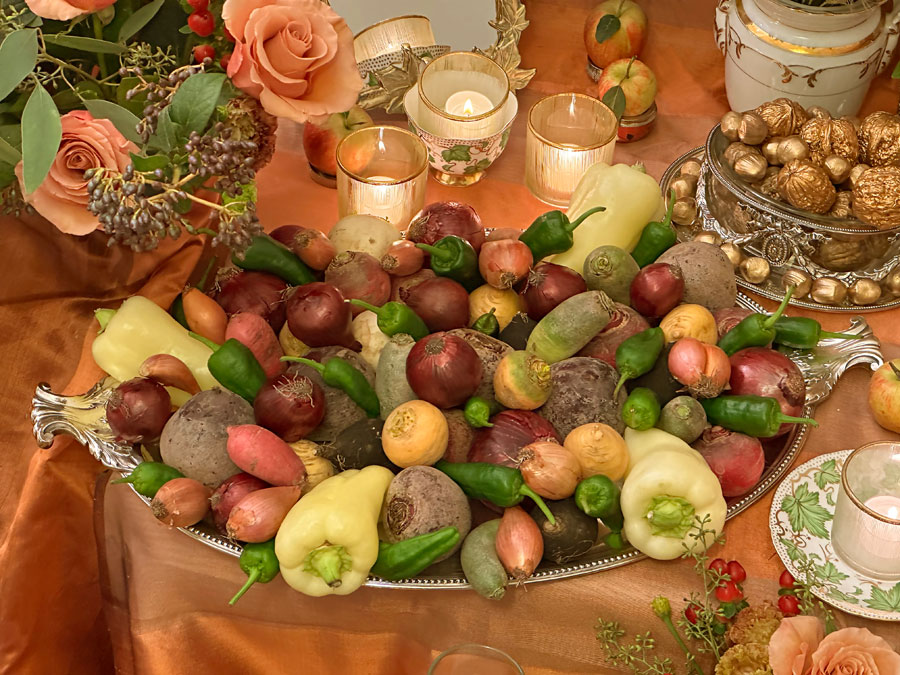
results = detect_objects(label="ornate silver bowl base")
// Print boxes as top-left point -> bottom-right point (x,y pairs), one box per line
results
32,303 -> 882,589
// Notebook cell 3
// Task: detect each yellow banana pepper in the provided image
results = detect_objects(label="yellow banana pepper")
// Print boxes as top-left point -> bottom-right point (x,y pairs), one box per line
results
275,466 -> 394,596
552,163 -> 665,273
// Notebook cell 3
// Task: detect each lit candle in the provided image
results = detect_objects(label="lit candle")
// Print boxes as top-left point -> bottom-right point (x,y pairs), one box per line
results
865,495 -> 900,521
366,175 -> 395,183
444,91 -> 494,117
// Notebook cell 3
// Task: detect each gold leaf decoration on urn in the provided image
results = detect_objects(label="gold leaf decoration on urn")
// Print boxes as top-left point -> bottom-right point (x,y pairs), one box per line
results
852,166 -> 900,230
776,159 -> 837,214
754,98 -> 809,138
799,117 -> 858,166
857,111 -> 900,168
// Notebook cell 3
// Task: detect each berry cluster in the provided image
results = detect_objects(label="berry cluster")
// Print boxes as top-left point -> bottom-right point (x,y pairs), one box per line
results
683,557 -> 749,633
123,64 -> 206,144
777,569 -> 801,616
185,126 -> 257,197
187,0 -> 215,37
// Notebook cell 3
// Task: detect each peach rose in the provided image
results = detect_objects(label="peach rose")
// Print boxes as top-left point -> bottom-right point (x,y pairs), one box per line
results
223,0 -> 363,124
809,627 -> 900,675
769,616 -> 824,675
25,0 -> 116,21
16,110 -> 137,236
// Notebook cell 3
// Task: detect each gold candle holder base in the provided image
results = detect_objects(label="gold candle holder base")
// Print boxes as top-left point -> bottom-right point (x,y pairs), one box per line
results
430,168 -> 487,187
308,164 -> 337,189
586,59 -> 603,82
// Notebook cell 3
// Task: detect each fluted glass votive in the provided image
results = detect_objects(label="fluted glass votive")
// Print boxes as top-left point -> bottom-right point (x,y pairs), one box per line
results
353,15 -> 435,62
525,93 -> 618,206
428,644 -> 523,675
336,126 -> 428,229
831,441 -> 900,580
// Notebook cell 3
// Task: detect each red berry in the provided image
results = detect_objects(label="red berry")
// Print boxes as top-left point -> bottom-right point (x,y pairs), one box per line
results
684,603 -> 699,625
192,44 -> 215,64
186,0 -> 208,9
188,10 -> 214,37
220,52 -> 231,70
224,26 -> 235,42
708,558 -> 728,576
715,580 -> 743,603
779,569 -> 796,589
778,594 -> 801,617
726,560 -> 747,584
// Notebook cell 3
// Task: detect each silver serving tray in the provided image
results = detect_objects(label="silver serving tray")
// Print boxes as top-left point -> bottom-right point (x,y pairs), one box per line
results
32,300 -> 883,589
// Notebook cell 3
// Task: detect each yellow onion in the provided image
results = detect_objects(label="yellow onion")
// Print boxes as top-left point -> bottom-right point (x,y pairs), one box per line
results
518,441 -> 582,500
225,485 -> 302,542
495,506 -> 543,583
150,477 -> 211,528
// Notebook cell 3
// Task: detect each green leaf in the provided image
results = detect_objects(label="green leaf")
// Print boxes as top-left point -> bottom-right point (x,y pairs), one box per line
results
780,537 -> 807,563
130,153 -> 169,172
20,81 -> 61,195
814,561 -> 848,585
825,492 -> 835,507
0,161 -> 15,188
441,145 -> 471,162
814,459 -> 840,490
594,14 -> 621,44
0,29 -> 38,102
168,73 -> 226,135
893,60 -> 900,79
0,134 -> 21,164
781,483 -> 832,539
43,35 -> 125,54
865,583 -> 900,612
118,0 -> 165,41
178,24 -> 193,34
827,588 -> 860,605
150,108 -> 181,152
84,99 -> 142,145
601,85 -> 626,121
0,125 -> 21,150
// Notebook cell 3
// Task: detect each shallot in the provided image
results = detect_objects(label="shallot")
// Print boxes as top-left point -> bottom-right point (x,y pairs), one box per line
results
381,240 -> 424,276
269,225 -> 336,270
151,477 -> 211,527
324,251 -> 391,315
139,354 -> 201,395
668,337 -> 731,398
225,485 -> 302,542
517,441 -> 582,500
495,506 -> 543,582
182,287 -> 227,344
478,239 -> 533,290
210,473 -> 269,534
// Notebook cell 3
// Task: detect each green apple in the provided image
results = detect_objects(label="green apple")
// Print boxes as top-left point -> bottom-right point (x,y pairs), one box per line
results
596,57 -> 657,117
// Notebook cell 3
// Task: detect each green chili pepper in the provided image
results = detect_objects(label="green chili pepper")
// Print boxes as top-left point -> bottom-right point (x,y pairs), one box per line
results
111,461 -> 183,498
434,460 -> 556,525
281,356 -> 380,418
349,299 -> 429,340
229,539 -> 280,605
700,394 -> 818,438
772,316 -> 860,350
370,526 -> 460,580
623,387 -> 661,431
718,287 -> 794,356
614,327 -> 665,396
518,206 -> 606,261
170,256 -> 217,329
464,396 -> 494,428
190,333 -> 267,403
416,236 -> 483,291
574,475 -> 625,549
631,190 -> 677,267
233,235 -> 315,286
471,307 -> 499,337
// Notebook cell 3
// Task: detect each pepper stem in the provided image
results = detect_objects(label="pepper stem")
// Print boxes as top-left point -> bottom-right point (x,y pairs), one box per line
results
604,531 -> 625,550
196,256 -> 218,292
188,331 -> 221,351
349,299 -> 382,315
891,362 -> 900,379
228,567 -> 260,606
662,189 -> 676,226
777,413 -> 818,427
565,205 -> 607,232
763,286 -> 795,329
302,545 -> 352,588
613,373 -> 628,398
110,474 -> 134,485
819,330 -> 860,341
519,484 -> 556,525
194,227 -> 218,237
415,243 -> 453,261
280,356 -> 326,375
94,309 -> 116,334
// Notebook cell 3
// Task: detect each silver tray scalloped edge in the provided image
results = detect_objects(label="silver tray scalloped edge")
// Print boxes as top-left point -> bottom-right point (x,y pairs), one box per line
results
31,301 -> 883,589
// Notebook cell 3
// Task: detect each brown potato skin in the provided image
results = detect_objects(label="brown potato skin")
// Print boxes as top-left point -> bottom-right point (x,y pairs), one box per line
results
656,242 -> 737,311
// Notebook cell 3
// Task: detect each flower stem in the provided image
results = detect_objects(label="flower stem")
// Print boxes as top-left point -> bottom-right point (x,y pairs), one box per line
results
92,15 -> 109,79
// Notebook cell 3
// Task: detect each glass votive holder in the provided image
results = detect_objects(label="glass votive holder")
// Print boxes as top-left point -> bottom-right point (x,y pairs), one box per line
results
353,15 -> 436,63
336,125 -> 428,229
428,644 -> 523,675
831,441 -> 900,580
525,92 -> 618,206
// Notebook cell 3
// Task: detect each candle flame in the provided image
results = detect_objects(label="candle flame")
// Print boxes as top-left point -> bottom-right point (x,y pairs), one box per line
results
378,139 -> 386,153
462,98 -> 475,116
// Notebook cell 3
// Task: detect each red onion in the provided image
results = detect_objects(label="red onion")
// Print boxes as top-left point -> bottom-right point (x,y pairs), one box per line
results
495,506 -> 543,582
216,269 -> 288,331
521,262 -> 587,320
253,373 -> 326,441
577,303 -> 650,366
406,333 -> 483,408
468,410 -> 560,467
407,201 -> 486,252
324,251 -> 391,316
630,263 -> 685,319
270,225 -> 336,271
390,268 -> 436,302
729,347 -> 806,437
106,377 -> 172,443
210,472 -> 269,534
478,240 -> 533,290
286,282 -> 359,349
381,240 -> 424,276
713,306 -> 753,341
668,337 -> 731,398
401,277 -> 469,331
693,426 -> 765,497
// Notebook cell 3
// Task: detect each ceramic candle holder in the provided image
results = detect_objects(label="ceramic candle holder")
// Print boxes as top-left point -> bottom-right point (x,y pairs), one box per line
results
335,125 -> 428,229
525,92 -> 618,206
831,440 -> 900,580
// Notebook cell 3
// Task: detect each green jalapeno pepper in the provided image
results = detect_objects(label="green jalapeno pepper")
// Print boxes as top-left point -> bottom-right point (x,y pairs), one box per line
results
518,206 -> 606,261
281,356 -> 380,418
631,190 -> 677,267
190,333 -> 267,403
434,460 -> 556,525
370,526 -> 460,580
229,539 -> 280,605
416,236 -> 483,292
623,387 -> 661,431
111,461 -> 183,498
772,316 -> 859,350
349,299 -> 429,340
614,327 -> 665,396
471,307 -> 500,337
464,396 -> 494,428
574,475 -> 625,549
718,288 -> 794,356
700,394 -> 817,438
233,235 -> 315,286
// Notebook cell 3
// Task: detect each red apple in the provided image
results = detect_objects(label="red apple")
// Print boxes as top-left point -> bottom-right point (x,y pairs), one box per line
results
584,0 -> 647,70
302,106 -> 374,178
868,359 -> 900,434
597,57 -> 657,117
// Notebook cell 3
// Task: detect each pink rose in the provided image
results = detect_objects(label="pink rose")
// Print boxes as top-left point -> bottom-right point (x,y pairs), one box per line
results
16,110 -> 137,236
223,0 -> 363,124
809,627 -> 900,675
25,0 -> 116,21
769,616 -> 824,675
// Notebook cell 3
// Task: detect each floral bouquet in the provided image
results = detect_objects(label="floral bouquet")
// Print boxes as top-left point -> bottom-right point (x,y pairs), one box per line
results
0,0 -> 362,252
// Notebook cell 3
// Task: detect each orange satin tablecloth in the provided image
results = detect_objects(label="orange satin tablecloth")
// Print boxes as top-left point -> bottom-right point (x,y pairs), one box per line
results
1,1 -> 899,673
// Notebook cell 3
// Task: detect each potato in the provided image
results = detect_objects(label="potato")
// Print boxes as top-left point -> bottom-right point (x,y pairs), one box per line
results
446,328 -> 512,408
381,466 -> 471,560
655,242 -> 737,311
160,388 -> 255,488
539,357 -> 626,438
